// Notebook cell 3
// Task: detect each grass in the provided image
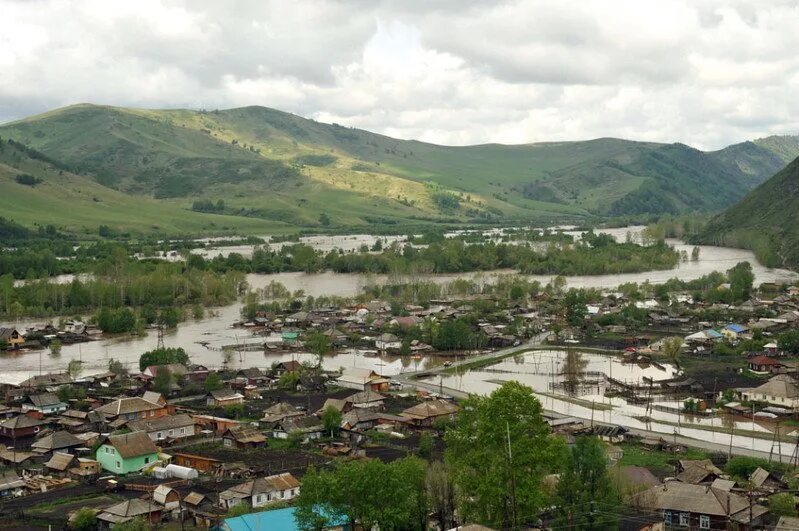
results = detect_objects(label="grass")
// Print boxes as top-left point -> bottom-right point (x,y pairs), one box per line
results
618,443 -> 708,474
26,493 -> 122,517
3,103 -> 797,235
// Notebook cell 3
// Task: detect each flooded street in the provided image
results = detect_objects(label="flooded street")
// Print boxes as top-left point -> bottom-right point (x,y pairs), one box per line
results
422,349 -> 792,455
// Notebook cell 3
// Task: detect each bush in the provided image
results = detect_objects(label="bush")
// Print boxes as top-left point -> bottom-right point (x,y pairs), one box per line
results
15,173 -> 41,186
725,456 -> 770,479
138,347 -> 189,371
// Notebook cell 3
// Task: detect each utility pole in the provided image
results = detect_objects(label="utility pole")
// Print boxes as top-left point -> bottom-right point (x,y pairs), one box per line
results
506,422 -> 518,531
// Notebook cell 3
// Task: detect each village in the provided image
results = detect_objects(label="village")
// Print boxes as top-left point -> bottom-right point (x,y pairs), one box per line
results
0,271 -> 798,530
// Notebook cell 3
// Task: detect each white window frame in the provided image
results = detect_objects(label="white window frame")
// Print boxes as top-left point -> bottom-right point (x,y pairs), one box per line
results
699,515 -> 710,529
679,513 -> 689,527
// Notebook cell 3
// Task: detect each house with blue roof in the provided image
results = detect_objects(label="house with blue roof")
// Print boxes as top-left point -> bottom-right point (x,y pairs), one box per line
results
217,507 -> 349,531
722,324 -> 749,341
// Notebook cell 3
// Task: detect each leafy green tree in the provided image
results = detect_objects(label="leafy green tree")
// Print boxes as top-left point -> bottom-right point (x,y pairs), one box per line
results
663,337 -> 683,366
554,436 -> 619,530
108,358 -> 128,376
67,358 -> 82,378
321,406 -> 342,437
224,403 -> 245,419
770,492 -> 798,517
278,371 -> 300,391
152,366 -> 173,395
427,461 -> 456,531
445,381 -> 563,529
225,501 -> 253,518
158,307 -> 181,328
564,289 -> 587,326
418,431 -> 433,459
204,372 -> 223,392
295,457 -> 427,531
432,319 -> 480,350
49,339 -> 62,356
69,508 -> 97,530
779,330 -> 799,355
138,347 -> 189,371
305,331 -> 332,366
728,261 -> 754,302
725,456 -> 770,479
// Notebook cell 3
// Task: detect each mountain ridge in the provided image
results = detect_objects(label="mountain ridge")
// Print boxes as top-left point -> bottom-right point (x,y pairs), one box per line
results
0,103 -> 797,234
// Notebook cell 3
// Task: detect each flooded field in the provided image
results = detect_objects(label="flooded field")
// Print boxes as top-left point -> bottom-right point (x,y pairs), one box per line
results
421,349 -> 794,455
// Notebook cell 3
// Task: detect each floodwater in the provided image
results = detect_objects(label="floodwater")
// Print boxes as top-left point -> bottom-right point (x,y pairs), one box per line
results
422,349 -> 790,454
1,226 -> 796,387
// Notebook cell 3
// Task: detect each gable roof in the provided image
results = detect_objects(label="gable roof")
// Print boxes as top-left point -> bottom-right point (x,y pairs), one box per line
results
749,355 -> 781,366
29,393 -> 64,408
0,415 -> 45,430
261,402 -> 303,423
223,425 -> 267,444
224,472 -> 301,498
32,430 -> 82,451
105,431 -> 158,458
639,481 -> 763,519
401,399 -> 459,420
348,390 -> 386,405
750,374 -> 799,399
95,396 -> 164,416
19,373 -> 72,388
45,452 -> 77,471
209,389 -> 244,401
127,413 -> 195,434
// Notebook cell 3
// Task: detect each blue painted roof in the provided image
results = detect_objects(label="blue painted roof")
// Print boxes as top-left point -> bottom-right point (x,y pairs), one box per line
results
706,329 -> 723,339
725,324 -> 746,333
221,507 -> 347,531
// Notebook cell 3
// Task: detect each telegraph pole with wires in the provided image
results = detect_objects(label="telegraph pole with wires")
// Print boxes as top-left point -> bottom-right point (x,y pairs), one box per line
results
506,421 -> 518,531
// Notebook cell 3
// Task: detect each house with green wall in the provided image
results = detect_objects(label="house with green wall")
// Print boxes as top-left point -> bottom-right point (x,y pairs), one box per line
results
96,431 -> 159,474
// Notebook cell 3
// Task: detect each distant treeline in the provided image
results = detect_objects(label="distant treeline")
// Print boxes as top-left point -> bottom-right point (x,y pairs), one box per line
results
194,231 -> 680,276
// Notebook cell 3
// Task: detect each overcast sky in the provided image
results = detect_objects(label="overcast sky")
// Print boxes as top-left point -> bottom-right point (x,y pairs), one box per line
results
2,0 -> 799,149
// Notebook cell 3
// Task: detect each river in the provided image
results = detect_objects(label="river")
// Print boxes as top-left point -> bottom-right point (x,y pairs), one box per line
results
0,227 -> 796,385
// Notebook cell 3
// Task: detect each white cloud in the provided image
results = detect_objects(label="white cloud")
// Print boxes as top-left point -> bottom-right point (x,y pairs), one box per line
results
0,0 -> 798,149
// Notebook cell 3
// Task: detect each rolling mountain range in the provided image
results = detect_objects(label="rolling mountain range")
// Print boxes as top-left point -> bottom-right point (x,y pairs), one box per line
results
698,154 -> 799,270
0,103 -> 798,235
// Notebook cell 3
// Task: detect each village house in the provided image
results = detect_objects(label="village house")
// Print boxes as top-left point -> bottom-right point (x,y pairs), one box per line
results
0,471 -> 25,498
192,414 -> 240,434
31,430 -> 83,456
219,472 -> 301,510
636,480 -> 768,529
172,452 -> 221,473
153,484 -> 181,510
740,374 -> 799,411
97,498 -> 164,527
748,355 -> 782,374
96,431 -> 159,474
127,413 -> 196,442
0,328 -> 24,349
0,415 -> 45,443
222,425 -> 267,449
95,395 -> 169,422
722,323 -> 749,341
272,416 -> 324,442
207,389 -> 245,408
375,333 -> 401,351
400,399 -> 459,427
336,367 -> 390,392
18,372 -> 72,389
44,452 -> 79,476
273,360 -> 301,376
22,392 -> 67,415
260,402 -> 303,428
348,389 -> 386,410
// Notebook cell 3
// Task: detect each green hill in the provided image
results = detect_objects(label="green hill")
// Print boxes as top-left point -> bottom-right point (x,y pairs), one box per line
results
697,155 -> 799,270
1,103 -> 797,234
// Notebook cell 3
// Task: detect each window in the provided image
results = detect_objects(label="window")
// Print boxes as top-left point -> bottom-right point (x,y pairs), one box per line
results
679,513 -> 689,527
699,515 -> 710,529
157,432 -> 163,439
144,457 -> 150,464
180,428 -> 185,434
116,461 -> 121,469
168,430 -> 174,436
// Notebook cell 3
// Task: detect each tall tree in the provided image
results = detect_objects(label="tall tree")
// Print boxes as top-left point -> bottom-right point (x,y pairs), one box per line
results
554,436 -> 620,530
445,381 -> 563,529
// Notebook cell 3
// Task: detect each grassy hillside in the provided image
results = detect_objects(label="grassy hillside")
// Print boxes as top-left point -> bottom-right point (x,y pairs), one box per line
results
1,103 -> 797,234
0,139 -> 291,235
697,156 -> 799,270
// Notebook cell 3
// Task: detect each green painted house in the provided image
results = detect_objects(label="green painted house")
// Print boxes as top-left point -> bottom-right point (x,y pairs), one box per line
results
96,431 -> 159,474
